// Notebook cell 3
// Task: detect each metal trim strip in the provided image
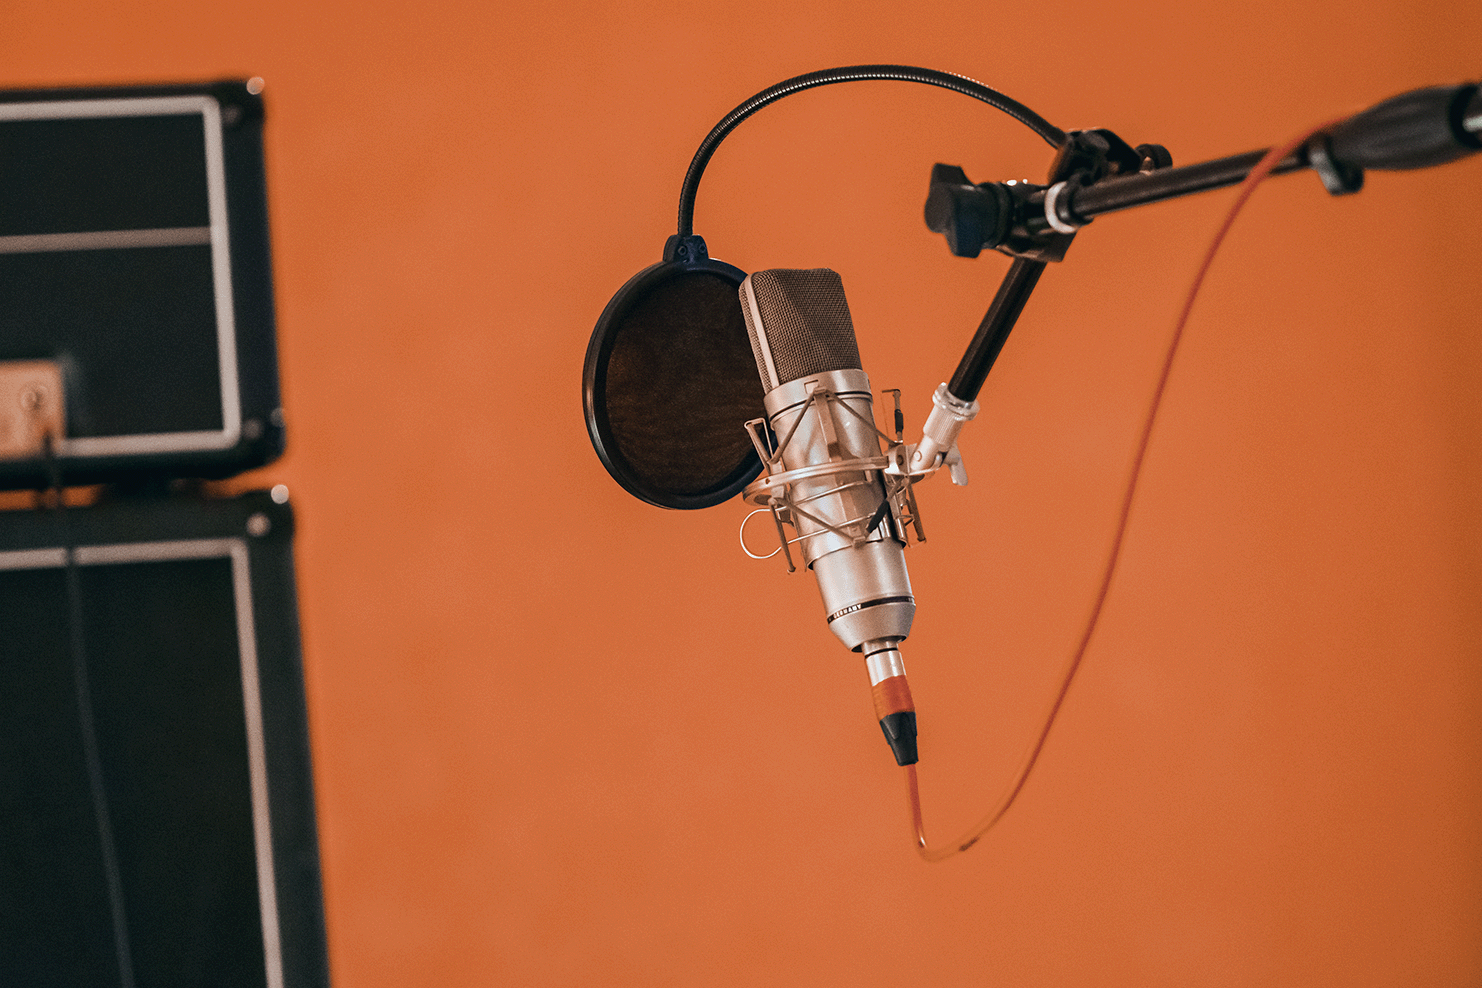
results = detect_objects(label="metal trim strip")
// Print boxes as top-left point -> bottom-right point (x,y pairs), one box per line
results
0,227 -> 212,254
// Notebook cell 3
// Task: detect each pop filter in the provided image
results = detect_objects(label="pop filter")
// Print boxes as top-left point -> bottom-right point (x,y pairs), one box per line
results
583,235 -> 765,509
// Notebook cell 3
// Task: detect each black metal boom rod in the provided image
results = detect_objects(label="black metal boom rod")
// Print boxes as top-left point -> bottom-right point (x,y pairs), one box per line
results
947,258 -> 1045,403
1069,147 -> 1307,218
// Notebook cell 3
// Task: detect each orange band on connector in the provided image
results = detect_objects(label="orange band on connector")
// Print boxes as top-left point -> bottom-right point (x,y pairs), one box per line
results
871,674 -> 914,721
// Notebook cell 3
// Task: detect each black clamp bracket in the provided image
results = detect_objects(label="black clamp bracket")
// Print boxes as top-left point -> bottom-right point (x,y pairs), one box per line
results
925,128 -> 1173,263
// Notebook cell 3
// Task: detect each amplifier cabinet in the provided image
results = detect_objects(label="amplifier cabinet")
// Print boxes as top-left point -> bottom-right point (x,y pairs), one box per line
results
0,491 -> 327,988
0,81 -> 284,487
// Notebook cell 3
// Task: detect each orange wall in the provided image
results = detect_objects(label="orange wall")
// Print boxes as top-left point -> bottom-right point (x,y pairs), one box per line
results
8,2 -> 1480,985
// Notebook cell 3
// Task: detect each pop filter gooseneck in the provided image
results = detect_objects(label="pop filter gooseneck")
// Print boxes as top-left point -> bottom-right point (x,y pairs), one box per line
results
676,64 -> 1067,239
583,65 -> 1067,510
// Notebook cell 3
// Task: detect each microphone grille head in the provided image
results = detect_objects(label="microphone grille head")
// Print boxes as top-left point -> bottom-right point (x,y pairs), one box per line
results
740,269 -> 862,392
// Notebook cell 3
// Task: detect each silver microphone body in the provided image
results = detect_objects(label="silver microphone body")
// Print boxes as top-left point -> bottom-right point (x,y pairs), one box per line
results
740,268 -> 918,764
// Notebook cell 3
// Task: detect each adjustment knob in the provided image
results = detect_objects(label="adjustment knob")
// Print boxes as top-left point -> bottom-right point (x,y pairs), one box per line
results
924,163 -> 1010,258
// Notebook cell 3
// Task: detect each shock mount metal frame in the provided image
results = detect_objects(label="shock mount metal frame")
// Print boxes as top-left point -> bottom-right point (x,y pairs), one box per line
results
737,387 -> 933,573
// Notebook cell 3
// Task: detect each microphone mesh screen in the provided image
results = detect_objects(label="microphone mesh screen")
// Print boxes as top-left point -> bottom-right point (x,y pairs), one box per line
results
603,270 -> 764,497
742,269 -> 862,392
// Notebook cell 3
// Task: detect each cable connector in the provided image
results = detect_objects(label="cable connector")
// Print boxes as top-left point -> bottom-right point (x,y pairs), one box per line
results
865,641 -> 918,766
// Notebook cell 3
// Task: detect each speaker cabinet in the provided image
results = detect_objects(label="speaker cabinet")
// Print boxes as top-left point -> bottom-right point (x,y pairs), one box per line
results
0,491 -> 327,988
0,82 -> 284,488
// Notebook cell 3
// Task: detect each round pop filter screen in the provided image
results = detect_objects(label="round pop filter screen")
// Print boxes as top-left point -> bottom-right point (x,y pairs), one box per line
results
584,253 -> 766,509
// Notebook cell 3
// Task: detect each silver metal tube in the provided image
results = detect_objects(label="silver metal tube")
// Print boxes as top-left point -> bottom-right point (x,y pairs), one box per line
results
909,382 -> 979,475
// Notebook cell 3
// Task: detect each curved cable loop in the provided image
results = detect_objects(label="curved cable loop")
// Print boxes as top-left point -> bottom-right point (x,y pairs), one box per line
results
677,64 -> 1068,238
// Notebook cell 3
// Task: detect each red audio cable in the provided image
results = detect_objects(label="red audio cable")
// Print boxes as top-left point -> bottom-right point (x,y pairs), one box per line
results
908,117 -> 1347,862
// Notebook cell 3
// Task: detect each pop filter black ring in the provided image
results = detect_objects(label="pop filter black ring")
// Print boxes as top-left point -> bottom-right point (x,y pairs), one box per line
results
583,243 -> 760,510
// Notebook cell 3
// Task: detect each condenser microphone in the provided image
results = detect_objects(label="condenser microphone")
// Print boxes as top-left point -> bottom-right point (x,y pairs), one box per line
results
739,269 -> 919,766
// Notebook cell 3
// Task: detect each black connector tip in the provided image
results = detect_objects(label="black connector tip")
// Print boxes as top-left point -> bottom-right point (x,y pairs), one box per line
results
878,711 -> 918,766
